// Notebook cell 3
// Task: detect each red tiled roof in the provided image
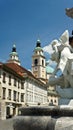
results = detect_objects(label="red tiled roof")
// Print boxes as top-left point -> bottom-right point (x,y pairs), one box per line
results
4,63 -> 42,82
0,62 -> 46,86
5,63 -> 32,77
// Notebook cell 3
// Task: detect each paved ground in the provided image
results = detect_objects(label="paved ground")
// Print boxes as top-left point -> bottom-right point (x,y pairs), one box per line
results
0,118 -> 13,130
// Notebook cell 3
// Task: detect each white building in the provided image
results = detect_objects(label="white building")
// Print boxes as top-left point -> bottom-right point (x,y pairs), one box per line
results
46,64 -> 59,106
32,39 -> 46,83
0,44 -> 47,120
32,39 -> 59,106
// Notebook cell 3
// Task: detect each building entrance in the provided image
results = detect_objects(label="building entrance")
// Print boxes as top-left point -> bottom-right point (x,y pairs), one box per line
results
6,106 -> 10,118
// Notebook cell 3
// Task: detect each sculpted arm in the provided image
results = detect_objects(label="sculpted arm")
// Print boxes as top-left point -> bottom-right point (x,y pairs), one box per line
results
58,47 -> 73,73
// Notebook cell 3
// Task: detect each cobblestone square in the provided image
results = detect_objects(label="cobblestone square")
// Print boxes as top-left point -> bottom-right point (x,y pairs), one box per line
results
0,118 -> 13,130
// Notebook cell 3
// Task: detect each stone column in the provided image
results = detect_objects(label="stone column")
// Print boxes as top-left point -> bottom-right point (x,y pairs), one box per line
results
16,106 -> 18,115
1,101 -> 6,120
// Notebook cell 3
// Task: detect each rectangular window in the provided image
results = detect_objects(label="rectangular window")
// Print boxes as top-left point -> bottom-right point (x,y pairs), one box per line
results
8,89 -> 11,100
17,92 -> 20,102
21,81 -> 24,89
13,91 -> 16,101
9,75 -> 11,85
2,88 -> 6,99
21,93 -> 24,102
18,80 -> 20,88
3,72 -> 6,83
14,78 -> 17,86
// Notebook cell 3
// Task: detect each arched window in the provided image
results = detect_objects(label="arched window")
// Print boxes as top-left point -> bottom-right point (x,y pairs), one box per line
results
34,59 -> 38,66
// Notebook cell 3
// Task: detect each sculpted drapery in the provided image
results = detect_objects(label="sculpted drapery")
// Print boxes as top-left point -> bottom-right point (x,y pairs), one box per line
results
48,30 -> 73,88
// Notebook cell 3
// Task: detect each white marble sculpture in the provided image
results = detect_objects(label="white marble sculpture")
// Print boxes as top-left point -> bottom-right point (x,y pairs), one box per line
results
48,30 -> 73,88
66,7 -> 73,18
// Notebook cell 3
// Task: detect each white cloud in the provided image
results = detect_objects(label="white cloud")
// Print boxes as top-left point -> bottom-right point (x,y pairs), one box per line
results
43,43 -> 53,54
46,59 -> 57,68
43,39 -> 59,54
43,40 -> 59,69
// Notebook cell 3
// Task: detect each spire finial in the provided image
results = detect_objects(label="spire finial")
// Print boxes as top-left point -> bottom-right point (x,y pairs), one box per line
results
36,39 -> 41,47
12,44 -> 16,52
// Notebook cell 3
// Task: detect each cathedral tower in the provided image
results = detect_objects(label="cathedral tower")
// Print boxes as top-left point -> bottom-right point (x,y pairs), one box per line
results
7,44 -> 21,65
32,39 -> 46,81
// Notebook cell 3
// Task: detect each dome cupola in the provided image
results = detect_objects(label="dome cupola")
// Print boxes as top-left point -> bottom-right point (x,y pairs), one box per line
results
7,44 -> 21,65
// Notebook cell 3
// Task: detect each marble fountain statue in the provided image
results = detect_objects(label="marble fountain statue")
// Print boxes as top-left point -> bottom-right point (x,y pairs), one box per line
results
48,30 -> 73,105
65,7 -> 73,18
13,30 -> 73,130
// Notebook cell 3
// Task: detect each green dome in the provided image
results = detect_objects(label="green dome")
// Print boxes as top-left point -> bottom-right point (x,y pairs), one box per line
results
10,44 -> 18,56
46,66 -> 54,74
10,51 -> 18,56
34,47 -> 43,51
48,90 -> 58,96
34,39 -> 43,51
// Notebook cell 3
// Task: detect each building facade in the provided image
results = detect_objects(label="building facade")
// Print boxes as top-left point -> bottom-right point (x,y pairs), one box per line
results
46,63 -> 59,106
0,44 -> 47,119
0,62 -> 25,119
32,39 -> 46,83
0,41 -> 59,120
32,40 -> 59,106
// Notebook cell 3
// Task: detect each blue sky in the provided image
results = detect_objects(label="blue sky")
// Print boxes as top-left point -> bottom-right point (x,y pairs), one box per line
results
0,0 -> 73,69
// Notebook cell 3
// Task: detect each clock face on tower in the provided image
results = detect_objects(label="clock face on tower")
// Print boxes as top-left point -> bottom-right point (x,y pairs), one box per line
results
34,67 -> 38,71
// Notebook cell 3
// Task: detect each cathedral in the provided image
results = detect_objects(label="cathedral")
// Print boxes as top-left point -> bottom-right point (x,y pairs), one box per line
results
0,40 -> 59,120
